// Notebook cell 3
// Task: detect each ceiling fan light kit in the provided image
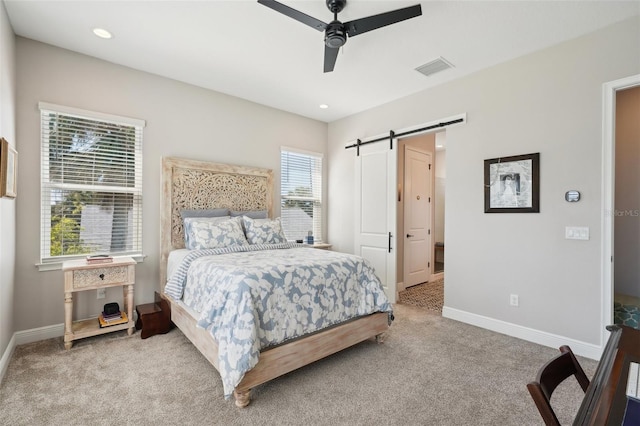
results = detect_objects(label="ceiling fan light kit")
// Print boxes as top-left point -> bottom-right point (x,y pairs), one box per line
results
325,22 -> 347,49
257,0 -> 422,73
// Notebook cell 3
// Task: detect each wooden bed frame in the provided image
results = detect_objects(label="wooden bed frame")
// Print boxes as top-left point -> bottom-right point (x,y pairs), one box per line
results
160,156 -> 390,407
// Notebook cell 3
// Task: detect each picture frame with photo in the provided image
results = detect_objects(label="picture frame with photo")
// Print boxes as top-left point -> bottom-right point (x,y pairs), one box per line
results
484,152 -> 539,213
0,137 -> 18,199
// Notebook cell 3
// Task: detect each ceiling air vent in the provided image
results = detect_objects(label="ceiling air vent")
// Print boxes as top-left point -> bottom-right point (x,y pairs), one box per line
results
415,57 -> 454,77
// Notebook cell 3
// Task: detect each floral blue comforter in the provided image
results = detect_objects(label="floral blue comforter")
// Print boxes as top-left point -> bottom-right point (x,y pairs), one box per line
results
164,244 -> 392,398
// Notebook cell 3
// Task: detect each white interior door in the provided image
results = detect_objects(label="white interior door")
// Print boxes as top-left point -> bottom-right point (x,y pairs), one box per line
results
354,140 -> 397,302
403,146 -> 431,288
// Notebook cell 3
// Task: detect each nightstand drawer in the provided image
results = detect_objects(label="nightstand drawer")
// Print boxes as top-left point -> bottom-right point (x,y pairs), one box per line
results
72,266 -> 128,289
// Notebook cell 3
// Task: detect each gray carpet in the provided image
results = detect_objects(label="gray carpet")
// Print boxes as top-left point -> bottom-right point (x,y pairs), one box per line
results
0,304 -> 596,425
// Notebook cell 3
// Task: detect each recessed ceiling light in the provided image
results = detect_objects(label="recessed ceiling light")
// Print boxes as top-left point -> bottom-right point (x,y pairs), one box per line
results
93,28 -> 113,39
319,104 -> 329,109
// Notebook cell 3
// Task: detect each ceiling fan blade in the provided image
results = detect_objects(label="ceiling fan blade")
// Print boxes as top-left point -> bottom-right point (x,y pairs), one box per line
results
324,45 -> 339,73
345,4 -> 422,37
257,0 -> 327,32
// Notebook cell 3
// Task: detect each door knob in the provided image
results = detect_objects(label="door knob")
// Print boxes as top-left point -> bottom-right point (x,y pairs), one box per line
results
406,234 -> 414,238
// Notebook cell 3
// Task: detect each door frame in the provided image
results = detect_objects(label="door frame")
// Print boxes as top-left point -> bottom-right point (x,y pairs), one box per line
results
353,113 -> 466,300
601,74 -> 640,349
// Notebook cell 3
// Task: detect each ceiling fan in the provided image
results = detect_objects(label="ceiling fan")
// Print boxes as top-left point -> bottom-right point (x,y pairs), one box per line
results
257,0 -> 422,73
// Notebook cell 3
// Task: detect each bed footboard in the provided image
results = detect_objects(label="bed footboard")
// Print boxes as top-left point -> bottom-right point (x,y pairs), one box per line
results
168,294 -> 388,408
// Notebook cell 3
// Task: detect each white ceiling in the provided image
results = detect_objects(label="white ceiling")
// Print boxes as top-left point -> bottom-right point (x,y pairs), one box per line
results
4,1 -> 639,122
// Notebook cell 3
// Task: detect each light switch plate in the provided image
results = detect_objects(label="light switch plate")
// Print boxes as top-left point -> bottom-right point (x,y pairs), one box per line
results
565,226 -> 589,240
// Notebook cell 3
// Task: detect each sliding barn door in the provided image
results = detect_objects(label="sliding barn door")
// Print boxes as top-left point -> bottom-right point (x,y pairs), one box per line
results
354,140 -> 397,302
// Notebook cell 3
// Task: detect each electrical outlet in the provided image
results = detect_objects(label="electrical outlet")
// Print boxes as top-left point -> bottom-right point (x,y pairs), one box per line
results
510,294 -> 519,307
97,288 -> 106,299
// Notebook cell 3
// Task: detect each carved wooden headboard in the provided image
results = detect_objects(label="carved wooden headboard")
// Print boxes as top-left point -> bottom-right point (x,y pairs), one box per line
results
160,157 -> 273,289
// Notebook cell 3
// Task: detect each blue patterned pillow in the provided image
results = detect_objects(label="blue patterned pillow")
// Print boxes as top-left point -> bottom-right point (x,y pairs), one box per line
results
183,215 -> 230,247
242,216 -> 287,244
184,216 -> 248,250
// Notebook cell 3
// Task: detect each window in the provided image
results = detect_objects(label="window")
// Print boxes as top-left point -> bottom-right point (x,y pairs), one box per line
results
39,102 -> 145,264
280,147 -> 323,243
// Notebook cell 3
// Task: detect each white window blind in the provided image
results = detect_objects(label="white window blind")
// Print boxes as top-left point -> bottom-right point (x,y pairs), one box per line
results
39,103 -> 145,263
280,148 -> 323,243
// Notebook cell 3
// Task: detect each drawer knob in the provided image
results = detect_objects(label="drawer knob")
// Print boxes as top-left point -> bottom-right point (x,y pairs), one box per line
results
99,274 -> 105,280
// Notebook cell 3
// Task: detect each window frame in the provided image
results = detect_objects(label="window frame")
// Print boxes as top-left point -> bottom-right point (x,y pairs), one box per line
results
38,102 -> 145,270
280,146 -> 324,243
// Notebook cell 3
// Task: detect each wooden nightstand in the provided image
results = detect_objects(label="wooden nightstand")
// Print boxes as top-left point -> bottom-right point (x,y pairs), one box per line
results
312,243 -> 332,250
62,256 -> 136,349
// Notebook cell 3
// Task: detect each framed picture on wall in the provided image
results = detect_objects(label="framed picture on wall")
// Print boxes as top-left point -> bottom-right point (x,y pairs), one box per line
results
0,137 -> 18,198
484,152 -> 539,213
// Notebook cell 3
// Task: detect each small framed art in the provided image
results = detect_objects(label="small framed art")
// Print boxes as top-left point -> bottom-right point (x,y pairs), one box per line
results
0,137 -> 18,198
484,152 -> 539,213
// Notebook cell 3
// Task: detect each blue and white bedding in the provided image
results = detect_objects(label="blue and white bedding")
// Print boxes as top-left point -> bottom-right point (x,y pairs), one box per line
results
165,243 -> 392,398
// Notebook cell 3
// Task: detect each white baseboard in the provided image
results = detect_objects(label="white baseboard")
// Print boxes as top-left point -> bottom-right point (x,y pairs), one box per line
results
442,306 -> 603,360
0,323 -> 64,385
431,272 -> 444,281
14,323 -> 64,346
0,334 -> 16,385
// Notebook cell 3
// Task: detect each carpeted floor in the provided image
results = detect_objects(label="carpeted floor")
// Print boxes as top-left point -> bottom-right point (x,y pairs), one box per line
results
398,278 -> 444,313
0,303 -> 596,425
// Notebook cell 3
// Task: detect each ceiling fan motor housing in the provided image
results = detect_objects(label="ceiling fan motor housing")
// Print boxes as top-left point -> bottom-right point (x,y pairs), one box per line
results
325,21 -> 347,48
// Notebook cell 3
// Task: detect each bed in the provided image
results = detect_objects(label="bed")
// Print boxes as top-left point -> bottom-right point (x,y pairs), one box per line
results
159,157 -> 393,407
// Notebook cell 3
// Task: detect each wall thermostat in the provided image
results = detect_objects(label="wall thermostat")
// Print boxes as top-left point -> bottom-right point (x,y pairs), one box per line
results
565,190 -> 581,202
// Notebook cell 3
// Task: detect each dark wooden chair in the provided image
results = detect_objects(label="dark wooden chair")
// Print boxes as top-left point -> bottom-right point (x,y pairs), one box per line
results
527,345 -> 590,425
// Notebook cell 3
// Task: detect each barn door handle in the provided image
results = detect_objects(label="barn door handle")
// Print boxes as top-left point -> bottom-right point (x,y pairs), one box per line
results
406,234 -> 414,238
388,232 -> 392,253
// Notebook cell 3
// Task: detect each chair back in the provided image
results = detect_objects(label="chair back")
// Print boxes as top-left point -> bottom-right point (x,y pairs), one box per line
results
526,345 -> 590,425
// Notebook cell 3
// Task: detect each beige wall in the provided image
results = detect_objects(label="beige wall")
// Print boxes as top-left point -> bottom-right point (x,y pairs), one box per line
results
614,86 -> 640,298
14,38 -> 327,331
5,11 -> 640,360
328,17 -> 640,346
0,1 -> 16,366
